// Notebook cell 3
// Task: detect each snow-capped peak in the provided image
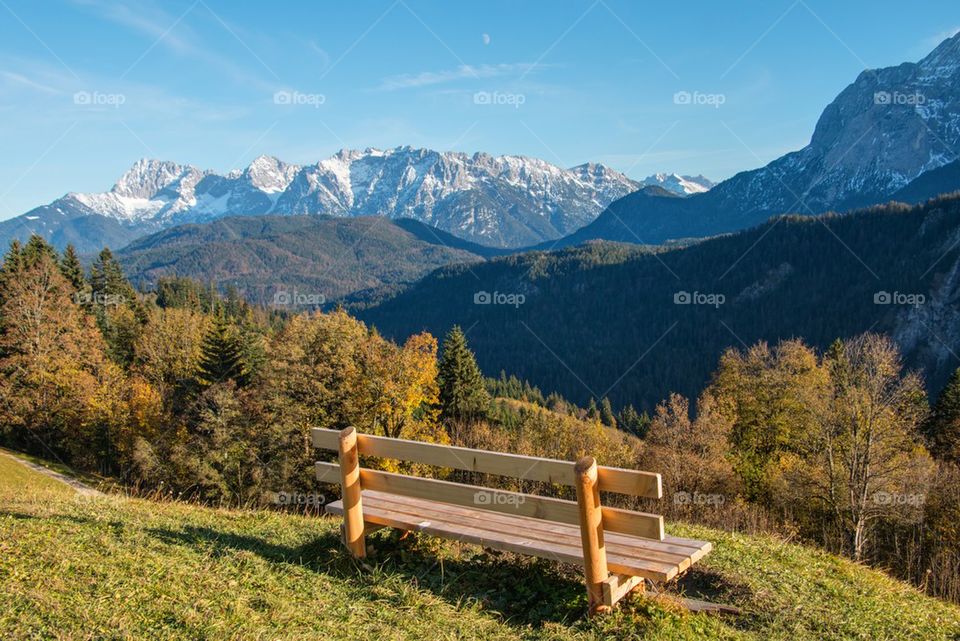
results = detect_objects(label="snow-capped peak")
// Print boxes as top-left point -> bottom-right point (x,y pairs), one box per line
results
640,173 -> 715,196
111,158 -> 202,199
30,148 -> 644,247
245,155 -> 300,193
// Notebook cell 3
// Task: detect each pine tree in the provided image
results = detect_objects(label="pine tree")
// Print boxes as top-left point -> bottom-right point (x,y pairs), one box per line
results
195,313 -> 249,388
90,247 -> 135,304
617,404 -> 651,437
437,326 -> 489,424
21,234 -> 58,267
59,244 -> 86,291
599,397 -> 617,428
927,367 -> 960,464
586,398 -> 599,421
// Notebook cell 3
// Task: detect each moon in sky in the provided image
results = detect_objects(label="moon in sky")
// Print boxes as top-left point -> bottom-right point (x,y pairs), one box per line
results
482,33 -> 491,45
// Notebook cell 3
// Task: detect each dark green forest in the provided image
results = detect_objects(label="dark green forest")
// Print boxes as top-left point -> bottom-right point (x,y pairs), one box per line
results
360,195 -> 960,413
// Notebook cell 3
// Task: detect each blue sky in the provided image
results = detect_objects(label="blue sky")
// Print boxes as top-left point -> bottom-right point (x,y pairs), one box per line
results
0,0 -> 957,219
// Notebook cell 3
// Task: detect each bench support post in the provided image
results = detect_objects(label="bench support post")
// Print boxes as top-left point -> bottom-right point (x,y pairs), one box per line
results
574,456 -> 610,616
338,426 -> 366,558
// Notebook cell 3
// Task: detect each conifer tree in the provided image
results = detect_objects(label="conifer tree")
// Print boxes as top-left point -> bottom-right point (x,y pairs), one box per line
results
599,397 -> 617,428
437,325 -> 489,424
59,244 -> 86,291
927,367 -> 960,464
90,247 -> 135,303
21,234 -> 58,267
586,398 -> 599,421
195,313 -> 249,387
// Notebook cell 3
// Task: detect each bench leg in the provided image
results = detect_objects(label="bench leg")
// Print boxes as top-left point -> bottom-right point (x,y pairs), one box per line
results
338,427 -> 366,558
602,575 -> 645,609
574,456 -> 610,616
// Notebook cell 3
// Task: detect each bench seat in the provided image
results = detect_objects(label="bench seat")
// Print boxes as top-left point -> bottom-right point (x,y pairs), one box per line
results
326,489 -> 711,583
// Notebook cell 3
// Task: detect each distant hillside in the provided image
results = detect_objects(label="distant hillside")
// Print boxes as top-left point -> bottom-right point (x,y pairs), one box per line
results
891,158 -> 960,204
360,195 -> 960,412
118,215 -> 501,307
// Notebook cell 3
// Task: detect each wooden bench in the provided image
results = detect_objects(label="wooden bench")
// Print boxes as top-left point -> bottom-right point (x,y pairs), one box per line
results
313,427 -> 712,614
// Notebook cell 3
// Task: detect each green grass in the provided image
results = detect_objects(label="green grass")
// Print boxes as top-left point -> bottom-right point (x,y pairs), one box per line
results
1,453 -> 959,641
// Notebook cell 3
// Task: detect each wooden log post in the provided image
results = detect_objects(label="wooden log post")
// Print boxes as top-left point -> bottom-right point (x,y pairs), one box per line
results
574,456 -> 610,615
338,427 -> 366,558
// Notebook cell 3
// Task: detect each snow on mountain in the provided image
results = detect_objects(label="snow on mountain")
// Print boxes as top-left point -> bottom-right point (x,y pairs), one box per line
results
7,147 -> 640,249
640,173 -> 715,196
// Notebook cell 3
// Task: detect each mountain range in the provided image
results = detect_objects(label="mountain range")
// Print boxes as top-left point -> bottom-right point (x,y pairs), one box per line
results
549,32 -> 960,247
0,149 -> 642,252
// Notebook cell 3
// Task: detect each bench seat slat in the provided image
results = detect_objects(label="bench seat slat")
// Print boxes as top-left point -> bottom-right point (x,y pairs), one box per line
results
359,491 -> 691,570
326,491 -> 711,583
361,490 -> 702,569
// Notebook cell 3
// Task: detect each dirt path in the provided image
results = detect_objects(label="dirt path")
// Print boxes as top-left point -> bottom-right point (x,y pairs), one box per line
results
2,452 -> 104,496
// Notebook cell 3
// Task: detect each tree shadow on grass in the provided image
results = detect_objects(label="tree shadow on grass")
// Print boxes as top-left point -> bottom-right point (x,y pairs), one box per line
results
145,523 -> 588,626
145,523 -> 751,630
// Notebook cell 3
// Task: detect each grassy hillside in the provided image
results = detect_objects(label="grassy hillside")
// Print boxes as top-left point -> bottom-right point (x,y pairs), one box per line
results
1,452 -> 959,641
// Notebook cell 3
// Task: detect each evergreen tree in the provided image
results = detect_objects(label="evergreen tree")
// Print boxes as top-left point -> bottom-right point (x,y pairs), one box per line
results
437,325 -> 489,424
21,234 -> 58,267
927,367 -> 960,464
599,397 -> 617,428
90,247 -> 135,304
586,398 -> 599,421
195,313 -> 249,388
617,404 -> 651,437
0,240 -> 24,304
59,244 -> 86,291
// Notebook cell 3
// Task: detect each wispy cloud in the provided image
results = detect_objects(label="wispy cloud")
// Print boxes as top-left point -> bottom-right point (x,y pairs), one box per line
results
376,63 -> 537,91
71,0 -> 279,91
0,69 -> 61,95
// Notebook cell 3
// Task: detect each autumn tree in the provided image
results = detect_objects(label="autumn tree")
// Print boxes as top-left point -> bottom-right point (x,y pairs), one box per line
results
640,392 -> 736,501
708,339 -> 830,499
362,331 -> 443,442
812,334 -> 932,560
0,242 -> 125,469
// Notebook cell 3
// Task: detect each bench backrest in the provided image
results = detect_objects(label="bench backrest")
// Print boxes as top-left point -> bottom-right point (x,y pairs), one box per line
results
313,427 -> 665,541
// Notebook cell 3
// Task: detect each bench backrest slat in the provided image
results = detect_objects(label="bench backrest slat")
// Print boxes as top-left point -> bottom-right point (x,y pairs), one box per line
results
316,461 -> 665,540
312,428 -> 661,499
